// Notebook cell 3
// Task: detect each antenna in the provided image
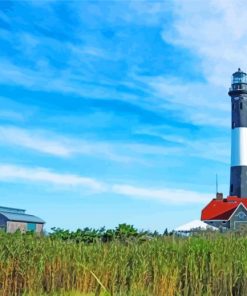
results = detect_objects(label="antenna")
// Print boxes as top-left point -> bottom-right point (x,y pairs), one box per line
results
216,174 -> 218,195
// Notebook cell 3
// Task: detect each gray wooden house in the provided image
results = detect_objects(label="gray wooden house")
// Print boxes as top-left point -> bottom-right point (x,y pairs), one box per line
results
202,197 -> 247,230
0,206 -> 45,233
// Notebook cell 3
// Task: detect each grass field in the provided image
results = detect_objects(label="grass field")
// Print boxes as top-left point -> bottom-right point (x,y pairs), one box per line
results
1,231 -> 247,295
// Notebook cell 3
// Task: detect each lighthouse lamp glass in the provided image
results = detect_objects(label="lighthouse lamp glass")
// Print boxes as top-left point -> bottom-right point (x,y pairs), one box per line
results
232,72 -> 247,84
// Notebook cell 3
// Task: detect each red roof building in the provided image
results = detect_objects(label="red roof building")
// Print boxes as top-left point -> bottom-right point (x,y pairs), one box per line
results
201,196 -> 247,230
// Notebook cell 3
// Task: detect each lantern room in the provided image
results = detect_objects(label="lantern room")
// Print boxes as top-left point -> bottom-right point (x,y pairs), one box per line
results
232,68 -> 247,84
229,68 -> 247,95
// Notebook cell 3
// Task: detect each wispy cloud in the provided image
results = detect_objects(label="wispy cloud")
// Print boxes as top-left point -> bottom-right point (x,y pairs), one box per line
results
163,0 -> 247,87
0,163 -> 212,204
0,59 -> 140,103
134,125 -> 230,164
112,184 -> 211,204
0,126 -> 136,162
147,76 -> 228,111
136,74 -> 230,128
0,126 -> 155,164
127,0 -> 246,129
0,126 -> 72,157
0,164 -> 105,192
0,124 -> 230,165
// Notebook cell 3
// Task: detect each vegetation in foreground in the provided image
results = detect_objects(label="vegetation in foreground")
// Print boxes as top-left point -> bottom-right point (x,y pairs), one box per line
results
1,226 -> 247,295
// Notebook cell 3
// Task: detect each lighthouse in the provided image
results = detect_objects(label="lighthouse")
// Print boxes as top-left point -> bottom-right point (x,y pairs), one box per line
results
201,69 -> 247,230
229,68 -> 247,197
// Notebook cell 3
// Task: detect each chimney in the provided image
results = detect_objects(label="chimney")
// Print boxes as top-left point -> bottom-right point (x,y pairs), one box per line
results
216,192 -> 223,200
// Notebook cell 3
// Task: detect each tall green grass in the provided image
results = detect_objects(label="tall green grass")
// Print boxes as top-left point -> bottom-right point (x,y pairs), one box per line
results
0,232 -> 247,295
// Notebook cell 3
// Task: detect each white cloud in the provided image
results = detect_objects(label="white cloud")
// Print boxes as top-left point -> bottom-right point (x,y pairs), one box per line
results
136,74 -> 230,128
125,1 -> 245,131
131,0 -> 247,129
0,164 -> 105,192
0,125 -> 158,164
0,125 -> 121,160
147,76 -> 228,111
68,44 -> 110,60
0,59 -> 140,104
112,184 -> 211,204
163,0 -> 247,87
0,125 -> 230,165
0,163 -> 212,204
134,125 -> 230,164
187,138 -> 230,163
0,126 -> 72,157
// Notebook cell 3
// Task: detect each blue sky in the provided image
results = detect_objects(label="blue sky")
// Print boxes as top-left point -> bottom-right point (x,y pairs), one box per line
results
0,0 -> 245,231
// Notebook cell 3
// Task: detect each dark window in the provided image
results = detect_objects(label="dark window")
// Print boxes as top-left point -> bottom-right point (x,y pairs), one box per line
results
240,102 -> 243,109
232,121 -> 235,128
231,184 -> 233,193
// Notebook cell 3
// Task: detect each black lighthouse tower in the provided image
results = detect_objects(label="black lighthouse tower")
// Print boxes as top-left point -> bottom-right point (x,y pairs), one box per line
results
201,69 -> 247,230
229,68 -> 247,197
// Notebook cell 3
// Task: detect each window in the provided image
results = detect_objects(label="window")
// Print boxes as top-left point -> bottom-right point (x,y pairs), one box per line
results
232,103 -> 235,110
230,184 -> 233,193
240,102 -> 243,109
232,121 -> 235,128
232,72 -> 247,84
237,211 -> 246,220
27,223 -> 36,232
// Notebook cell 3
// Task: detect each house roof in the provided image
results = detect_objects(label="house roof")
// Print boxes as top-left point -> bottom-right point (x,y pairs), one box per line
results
0,206 -> 25,214
175,220 -> 217,232
201,196 -> 247,221
0,211 -> 45,224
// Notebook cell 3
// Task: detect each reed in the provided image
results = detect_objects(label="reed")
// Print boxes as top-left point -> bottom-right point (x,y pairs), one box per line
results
0,232 -> 246,295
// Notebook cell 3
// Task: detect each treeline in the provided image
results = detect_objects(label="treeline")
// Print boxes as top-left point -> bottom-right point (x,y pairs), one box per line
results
49,223 -> 173,243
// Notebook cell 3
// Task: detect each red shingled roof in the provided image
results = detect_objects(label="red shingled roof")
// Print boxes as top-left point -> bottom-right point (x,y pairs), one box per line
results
201,196 -> 247,221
